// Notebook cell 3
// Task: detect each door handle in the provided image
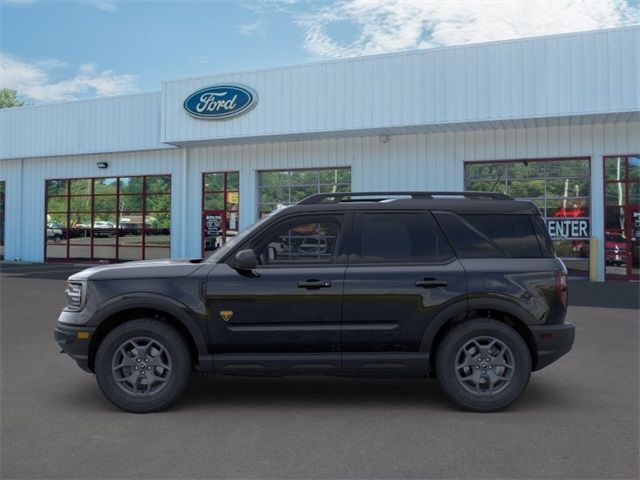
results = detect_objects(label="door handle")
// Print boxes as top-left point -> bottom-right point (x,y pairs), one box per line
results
297,279 -> 332,289
415,278 -> 448,288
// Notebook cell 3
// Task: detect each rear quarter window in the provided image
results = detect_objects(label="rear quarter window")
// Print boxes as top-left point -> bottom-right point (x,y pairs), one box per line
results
434,212 -> 544,258
461,214 -> 542,258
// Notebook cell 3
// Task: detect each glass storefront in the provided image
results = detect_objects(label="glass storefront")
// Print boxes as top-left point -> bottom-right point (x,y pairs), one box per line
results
45,175 -> 171,262
202,171 -> 239,256
258,167 -> 351,217
0,181 -> 5,259
603,155 -> 639,280
465,158 -> 591,276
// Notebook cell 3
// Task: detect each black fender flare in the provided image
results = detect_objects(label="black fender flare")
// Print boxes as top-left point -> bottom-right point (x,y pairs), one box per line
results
89,293 -> 209,360
419,295 -> 536,353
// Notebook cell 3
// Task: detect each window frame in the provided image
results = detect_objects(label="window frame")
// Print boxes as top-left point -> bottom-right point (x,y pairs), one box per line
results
0,181 -> 5,260
349,211 -> 457,266
257,167 -> 352,218
201,171 -> 240,256
44,174 -> 171,262
602,154 -> 640,281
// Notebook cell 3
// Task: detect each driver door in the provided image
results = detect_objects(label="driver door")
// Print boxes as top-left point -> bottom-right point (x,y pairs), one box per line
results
205,213 -> 350,373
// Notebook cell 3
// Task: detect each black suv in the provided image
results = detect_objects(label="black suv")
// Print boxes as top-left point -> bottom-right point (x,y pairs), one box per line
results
55,192 -> 575,413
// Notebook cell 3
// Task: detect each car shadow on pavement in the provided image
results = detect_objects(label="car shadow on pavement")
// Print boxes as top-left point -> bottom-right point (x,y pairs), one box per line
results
55,374 -> 576,415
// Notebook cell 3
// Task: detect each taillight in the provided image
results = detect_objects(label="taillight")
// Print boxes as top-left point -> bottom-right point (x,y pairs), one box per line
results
555,271 -> 568,310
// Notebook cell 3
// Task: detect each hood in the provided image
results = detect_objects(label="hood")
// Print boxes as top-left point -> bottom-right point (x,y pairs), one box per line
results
68,257 -> 208,281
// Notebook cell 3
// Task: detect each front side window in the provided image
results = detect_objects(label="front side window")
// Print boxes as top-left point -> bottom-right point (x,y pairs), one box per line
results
356,213 -> 454,263
252,216 -> 342,265
258,168 -> 351,217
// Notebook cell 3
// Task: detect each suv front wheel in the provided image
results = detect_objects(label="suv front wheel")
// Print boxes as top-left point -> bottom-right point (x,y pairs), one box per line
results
95,319 -> 192,413
436,318 -> 531,412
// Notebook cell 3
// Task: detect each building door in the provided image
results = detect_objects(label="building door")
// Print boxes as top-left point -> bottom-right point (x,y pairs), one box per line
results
202,172 -> 239,257
604,156 -> 639,281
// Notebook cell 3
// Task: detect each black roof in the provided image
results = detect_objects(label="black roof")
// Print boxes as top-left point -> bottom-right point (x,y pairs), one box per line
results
281,191 -> 540,215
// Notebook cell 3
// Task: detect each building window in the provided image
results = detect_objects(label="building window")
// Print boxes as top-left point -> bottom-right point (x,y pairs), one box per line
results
0,181 -> 5,260
258,167 -> 351,217
202,172 -> 239,256
464,158 -> 591,276
45,175 -> 171,262
603,155 -> 639,280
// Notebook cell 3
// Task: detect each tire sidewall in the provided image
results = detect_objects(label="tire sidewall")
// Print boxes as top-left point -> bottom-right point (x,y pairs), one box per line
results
436,319 -> 531,412
95,319 -> 191,413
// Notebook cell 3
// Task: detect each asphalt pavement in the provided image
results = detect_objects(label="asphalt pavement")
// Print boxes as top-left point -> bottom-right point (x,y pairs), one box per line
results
1,263 -> 638,479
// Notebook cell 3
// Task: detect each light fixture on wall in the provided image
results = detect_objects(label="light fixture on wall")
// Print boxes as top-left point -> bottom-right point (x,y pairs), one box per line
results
96,162 -> 109,169
379,134 -> 390,144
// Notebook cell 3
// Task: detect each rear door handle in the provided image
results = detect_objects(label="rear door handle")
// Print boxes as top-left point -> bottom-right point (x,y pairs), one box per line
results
297,279 -> 332,289
415,278 -> 448,288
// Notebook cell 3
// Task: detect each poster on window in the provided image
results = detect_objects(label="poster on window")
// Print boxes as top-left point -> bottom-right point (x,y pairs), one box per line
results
204,214 -> 223,252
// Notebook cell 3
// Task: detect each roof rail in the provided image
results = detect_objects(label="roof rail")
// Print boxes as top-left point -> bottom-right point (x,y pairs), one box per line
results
297,191 -> 512,205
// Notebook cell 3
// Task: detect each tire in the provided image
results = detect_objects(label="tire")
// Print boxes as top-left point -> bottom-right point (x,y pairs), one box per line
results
435,318 -> 531,412
95,319 -> 192,413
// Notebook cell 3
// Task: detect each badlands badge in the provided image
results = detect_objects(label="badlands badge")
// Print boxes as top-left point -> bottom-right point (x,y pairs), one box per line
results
219,310 -> 233,322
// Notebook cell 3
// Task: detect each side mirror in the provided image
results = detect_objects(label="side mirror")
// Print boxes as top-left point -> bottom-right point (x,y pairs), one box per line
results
233,249 -> 258,271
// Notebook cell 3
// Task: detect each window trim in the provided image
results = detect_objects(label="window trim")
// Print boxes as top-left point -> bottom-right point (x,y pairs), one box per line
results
348,211 -> 458,266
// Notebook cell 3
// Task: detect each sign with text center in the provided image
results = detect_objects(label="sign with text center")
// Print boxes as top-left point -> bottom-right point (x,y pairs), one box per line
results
184,85 -> 257,120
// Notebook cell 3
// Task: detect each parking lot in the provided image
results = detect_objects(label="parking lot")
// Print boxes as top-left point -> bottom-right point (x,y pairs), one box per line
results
1,263 -> 638,479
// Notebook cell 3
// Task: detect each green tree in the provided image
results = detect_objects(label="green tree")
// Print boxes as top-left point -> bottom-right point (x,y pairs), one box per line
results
0,89 -> 24,108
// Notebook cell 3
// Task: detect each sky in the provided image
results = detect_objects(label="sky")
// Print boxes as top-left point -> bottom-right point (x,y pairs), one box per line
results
1,0 -> 639,104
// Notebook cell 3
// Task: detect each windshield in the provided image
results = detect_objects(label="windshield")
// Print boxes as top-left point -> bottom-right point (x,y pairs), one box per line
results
205,207 -> 287,263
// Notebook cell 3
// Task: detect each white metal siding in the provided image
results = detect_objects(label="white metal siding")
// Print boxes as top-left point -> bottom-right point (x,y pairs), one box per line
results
1,123 -> 638,280
0,149 -> 184,262
162,27 -> 639,144
0,93 -> 168,160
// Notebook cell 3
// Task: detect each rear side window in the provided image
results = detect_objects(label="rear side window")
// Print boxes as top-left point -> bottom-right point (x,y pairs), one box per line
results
461,214 -> 542,258
356,212 -> 454,263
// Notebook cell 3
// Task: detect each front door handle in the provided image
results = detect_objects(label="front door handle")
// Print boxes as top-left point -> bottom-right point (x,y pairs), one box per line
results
415,278 -> 448,288
297,279 -> 332,289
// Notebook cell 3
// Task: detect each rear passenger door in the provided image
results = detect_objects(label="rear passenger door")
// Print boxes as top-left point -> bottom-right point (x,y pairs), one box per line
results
341,211 -> 467,372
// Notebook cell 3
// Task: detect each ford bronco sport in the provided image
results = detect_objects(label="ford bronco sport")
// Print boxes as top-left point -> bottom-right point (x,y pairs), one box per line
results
55,191 -> 575,413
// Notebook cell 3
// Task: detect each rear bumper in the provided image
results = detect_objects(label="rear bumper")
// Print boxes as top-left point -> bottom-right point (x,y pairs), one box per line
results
54,323 -> 96,373
530,322 -> 575,371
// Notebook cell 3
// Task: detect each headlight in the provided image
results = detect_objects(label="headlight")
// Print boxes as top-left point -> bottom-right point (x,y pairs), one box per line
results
65,282 -> 85,311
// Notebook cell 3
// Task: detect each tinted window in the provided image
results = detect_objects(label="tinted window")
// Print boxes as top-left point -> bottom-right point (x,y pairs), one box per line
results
434,212 -> 503,258
254,216 -> 341,265
357,213 -> 454,263
461,215 -> 542,258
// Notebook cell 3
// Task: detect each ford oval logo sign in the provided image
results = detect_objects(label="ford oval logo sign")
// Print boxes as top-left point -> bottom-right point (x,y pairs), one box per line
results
183,85 -> 257,120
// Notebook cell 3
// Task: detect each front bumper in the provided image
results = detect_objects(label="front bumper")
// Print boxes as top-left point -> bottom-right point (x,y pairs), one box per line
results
54,323 -> 96,373
530,322 -> 575,371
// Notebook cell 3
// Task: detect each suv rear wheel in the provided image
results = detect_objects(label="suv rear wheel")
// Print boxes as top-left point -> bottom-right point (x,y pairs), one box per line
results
436,318 -> 531,412
95,319 -> 192,413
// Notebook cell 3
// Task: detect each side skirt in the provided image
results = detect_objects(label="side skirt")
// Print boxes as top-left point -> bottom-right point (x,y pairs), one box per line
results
200,352 -> 430,377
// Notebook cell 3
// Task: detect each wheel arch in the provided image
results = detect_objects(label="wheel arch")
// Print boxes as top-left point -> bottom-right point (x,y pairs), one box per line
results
421,297 -> 539,371
87,294 -> 209,373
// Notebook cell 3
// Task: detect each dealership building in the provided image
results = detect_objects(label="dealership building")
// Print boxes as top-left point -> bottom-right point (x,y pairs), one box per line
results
0,26 -> 638,281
